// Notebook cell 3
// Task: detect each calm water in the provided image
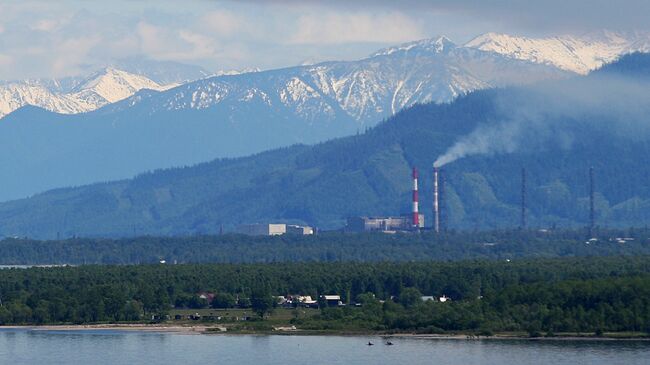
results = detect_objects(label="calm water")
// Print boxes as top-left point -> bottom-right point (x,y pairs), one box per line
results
0,329 -> 648,365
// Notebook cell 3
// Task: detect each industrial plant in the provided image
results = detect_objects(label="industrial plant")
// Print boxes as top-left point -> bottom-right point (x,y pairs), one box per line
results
239,164 -> 598,235
345,167 -> 440,233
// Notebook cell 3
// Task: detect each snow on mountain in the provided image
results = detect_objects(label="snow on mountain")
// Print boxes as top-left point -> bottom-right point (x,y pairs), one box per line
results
0,68 -> 172,119
0,33 -> 639,202
371,36 -> 456,57
71,68 -> 170,104
116,36 -> 566,126
214,68 -> 262,77
465,31 -> 650,74
0,83 -> 95,118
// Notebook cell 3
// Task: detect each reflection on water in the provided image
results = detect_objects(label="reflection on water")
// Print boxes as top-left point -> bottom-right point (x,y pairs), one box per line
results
0,329 -> 648,365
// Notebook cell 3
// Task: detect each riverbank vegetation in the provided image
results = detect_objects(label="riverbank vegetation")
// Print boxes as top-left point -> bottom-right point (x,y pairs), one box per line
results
0,256 -> 649,336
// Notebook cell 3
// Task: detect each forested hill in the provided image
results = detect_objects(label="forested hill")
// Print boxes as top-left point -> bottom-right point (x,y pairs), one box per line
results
1,54 -> 650,238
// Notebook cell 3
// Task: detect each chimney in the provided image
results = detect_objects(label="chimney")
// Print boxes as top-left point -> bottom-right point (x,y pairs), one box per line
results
433,167 -> 440,233
589,166 -> 595,235
521,168 -> 527,229
412,167 -> 420,228
439,169 -> 445,232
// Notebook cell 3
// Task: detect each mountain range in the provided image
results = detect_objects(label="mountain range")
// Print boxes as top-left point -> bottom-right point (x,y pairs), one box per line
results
0,31 -> 648,202
0,59 -> 211,119
0,52 -> 649,239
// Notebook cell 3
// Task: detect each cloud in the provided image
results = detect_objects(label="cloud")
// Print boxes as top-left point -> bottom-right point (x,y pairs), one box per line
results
1,0 -> 648,79
50,35 -> 102,75
200,10 -> 241,36
0,54 -> 12,67
288,11 -> 424,44
30,18 -> 66,32
233,0 -> 650,34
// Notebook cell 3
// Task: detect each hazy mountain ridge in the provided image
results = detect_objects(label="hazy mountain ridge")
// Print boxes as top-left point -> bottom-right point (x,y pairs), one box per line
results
3,31 -> 647,120
115,36 -> 567,125
0,35 -> 570,201
0,68 -> 172,119
0,58 -> 212,119
1,53 -> 649,238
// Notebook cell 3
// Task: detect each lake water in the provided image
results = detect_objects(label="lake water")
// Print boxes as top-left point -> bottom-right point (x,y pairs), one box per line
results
0,329 -> 648,365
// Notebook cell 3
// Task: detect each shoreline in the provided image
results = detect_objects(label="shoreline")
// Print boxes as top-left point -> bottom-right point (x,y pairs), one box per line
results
2,324 -> 648,341
0,324 -> 210,334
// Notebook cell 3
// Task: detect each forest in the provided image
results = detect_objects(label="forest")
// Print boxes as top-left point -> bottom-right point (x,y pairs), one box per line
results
1,228 -> 649,265
0,255 -> 649,335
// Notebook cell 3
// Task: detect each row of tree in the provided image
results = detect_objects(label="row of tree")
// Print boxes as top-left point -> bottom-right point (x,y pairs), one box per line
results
1,227 -> 649,265
0,255 -> 649,333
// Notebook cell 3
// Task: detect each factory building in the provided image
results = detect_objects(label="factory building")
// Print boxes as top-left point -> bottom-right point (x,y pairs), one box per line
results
345,214 -> 424,233
286,225 -> 314,235
236,223 -> 313,236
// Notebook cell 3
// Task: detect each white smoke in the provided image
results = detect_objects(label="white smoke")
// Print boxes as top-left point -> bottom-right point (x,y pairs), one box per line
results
433,72 -> 650,168
433,119 -> 523,167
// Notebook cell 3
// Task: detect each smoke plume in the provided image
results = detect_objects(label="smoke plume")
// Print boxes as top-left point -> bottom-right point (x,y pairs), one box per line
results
433,71 -> 650,168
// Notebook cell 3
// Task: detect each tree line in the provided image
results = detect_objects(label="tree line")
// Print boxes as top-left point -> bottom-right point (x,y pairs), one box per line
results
1,227 -> 650,265
0,255 -> 649,334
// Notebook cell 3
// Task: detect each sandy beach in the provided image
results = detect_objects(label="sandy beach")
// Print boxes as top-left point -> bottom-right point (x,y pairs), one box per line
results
1,325 -> 648,341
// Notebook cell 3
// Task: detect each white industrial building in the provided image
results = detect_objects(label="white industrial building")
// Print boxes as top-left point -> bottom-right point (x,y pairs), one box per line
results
236,223 -> 313,236
345,214 -> 424,232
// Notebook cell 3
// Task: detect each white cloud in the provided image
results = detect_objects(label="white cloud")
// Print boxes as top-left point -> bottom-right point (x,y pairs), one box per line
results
2,0 -> 644,80
200,10 -> 241,36
133,22 -> 228,62
288,11 -> 425,44
31,18 -> 65,32
50,35 -> 102,76
0,54 -> 12,67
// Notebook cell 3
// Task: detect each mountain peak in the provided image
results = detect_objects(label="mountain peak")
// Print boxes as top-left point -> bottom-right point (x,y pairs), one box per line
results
370,36 -> 456,57
72,68 -> 165,104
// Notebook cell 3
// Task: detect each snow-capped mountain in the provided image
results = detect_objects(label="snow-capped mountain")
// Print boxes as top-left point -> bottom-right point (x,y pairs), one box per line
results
464,31 -> 650,74
70,68 -> 173,105
0,68 -> 181,119
0,83 -> 91,118
115,36 -> 566,126
0,32 -> 647,202
0,36 -> 570,202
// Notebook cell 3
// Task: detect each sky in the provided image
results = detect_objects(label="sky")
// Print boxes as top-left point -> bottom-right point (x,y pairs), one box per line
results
0,0 -> 649,80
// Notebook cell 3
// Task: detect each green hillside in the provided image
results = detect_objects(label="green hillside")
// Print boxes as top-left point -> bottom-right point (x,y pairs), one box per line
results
1,54 -> 650,238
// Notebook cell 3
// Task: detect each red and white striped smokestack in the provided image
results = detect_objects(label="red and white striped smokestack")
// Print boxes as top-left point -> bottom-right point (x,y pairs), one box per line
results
412,167 -> 419,228
433,167 -> 440,233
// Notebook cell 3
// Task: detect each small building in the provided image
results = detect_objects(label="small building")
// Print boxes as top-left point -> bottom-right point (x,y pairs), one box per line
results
236,223 -> 314,236
198,292 -> 215,303
321,295 -> 343,307
292,295 -> 318,308
276,296 -> 288,306
345,215 -> 424,232
439,295 -> 451,303
421,296 -> 435,302
286,225 -> 314,235
236,223 -> 287,236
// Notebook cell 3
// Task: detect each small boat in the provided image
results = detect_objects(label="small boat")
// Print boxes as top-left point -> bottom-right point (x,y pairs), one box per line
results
385,341 -> 394,345
367,342 -> 374,346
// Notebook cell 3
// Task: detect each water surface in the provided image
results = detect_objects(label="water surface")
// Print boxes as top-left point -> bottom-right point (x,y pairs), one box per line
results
0,329 -> 647,365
